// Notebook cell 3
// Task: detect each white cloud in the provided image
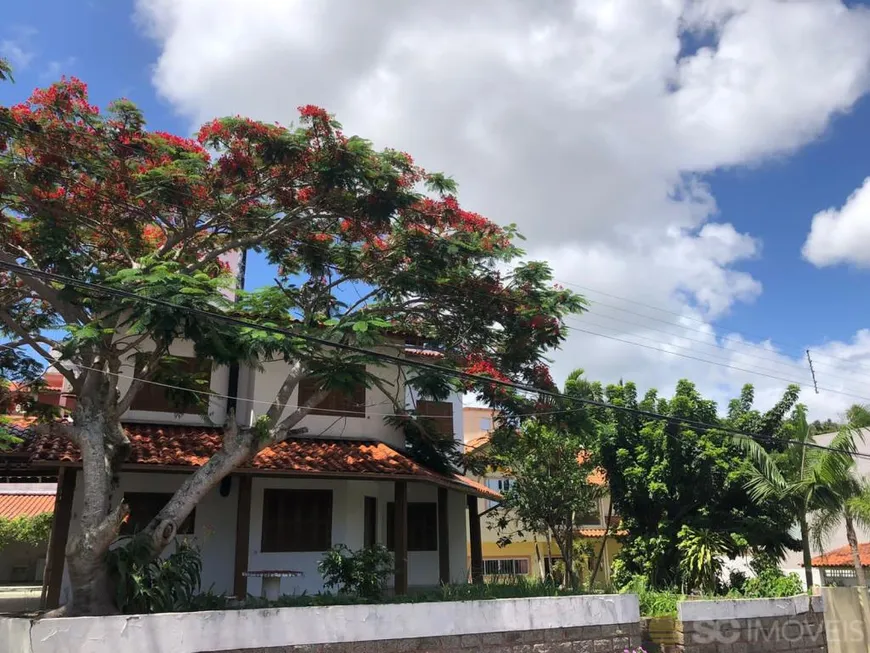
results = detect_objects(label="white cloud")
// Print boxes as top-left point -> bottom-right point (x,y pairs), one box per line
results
0,26 -> 37,70
803,176 -> 870,268
135,0 -> 870,417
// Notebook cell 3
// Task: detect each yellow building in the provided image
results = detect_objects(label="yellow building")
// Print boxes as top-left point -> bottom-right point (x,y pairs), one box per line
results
463,407 -> 621,586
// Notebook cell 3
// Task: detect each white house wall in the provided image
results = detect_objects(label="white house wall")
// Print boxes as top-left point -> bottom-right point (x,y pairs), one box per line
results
118,340 -> 230,427
61,472 -> 471,602
247,477 -> 469,596
250,359 -> 406,449
60,471 -> 238,604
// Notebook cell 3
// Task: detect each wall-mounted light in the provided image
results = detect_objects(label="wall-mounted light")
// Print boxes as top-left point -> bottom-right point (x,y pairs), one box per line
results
219,476 -> 232,498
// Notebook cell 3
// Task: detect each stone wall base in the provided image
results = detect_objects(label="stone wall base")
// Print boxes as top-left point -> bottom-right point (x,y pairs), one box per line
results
215,622 -> 643,653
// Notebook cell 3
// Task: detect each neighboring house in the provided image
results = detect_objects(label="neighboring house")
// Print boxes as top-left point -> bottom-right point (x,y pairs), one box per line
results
0,345 -> 499,608
779,426 -> 870,587
808,544 -> 870,587
461,407 -> 621,586
0,483 -> 55,583
1,372 -> 76,415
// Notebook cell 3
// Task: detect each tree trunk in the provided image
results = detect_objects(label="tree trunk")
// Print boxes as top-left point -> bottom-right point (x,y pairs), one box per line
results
845,514 -> 867,587
545,531 -> 555,583
60,401 -> 130,616
799,515 -> 814,592
589,500 -> 614,590
533,533 -> 545,581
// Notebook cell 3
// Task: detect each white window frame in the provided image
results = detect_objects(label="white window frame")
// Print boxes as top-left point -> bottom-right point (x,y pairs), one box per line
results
482,558 -> 530,576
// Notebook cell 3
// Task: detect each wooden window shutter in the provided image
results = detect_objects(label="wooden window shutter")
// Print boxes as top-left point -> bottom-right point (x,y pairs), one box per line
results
128,357 -> 212,413
297,367 -> 366,417
416,400 -> 454,438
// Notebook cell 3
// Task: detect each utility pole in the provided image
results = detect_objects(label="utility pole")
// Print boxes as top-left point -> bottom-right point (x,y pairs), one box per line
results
806,349 -> 819,394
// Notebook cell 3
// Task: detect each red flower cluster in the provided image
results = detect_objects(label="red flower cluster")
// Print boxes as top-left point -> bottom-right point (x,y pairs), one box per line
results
298,105 -> 330,122
152,131 -> 209,160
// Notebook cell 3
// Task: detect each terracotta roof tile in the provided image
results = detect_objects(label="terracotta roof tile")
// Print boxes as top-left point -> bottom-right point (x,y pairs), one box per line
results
810,543 -> 870,568
0,494 -> 54,519
576,527 -> 627,538
18,423 -> 501,500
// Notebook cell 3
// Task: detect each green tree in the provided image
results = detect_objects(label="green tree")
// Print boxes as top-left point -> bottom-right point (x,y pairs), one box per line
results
597,380 -> 800,591
0,78 -> 583,614
845,404 -> 870,429
490,419 -> 601,590
741,405 -> 858,590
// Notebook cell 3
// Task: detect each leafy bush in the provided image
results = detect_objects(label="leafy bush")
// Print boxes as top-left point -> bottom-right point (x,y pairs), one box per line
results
620,575 -> 683,617
318,544 -> 393,600
729,558 -> 805,599
0,512 -> 53,549
107,537 -> 202,613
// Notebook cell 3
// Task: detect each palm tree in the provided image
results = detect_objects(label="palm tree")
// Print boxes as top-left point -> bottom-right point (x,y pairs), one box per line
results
739,405 -> 858,590
811,472 -> 870,586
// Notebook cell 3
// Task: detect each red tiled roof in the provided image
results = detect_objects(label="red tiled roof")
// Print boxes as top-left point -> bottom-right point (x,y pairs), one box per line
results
0,494 -> 54,519
404,348 -> 445,359
576,527 -> 627,538
810,543 -> 870,568
20,423 -> 501,500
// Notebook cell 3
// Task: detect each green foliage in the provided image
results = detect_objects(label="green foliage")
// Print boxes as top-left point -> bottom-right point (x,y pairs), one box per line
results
0,58 -> 12,83
677,526 -> 730,595
846,404 -> 870,429
597,380 -> 802,591
740,406 -> 859,588
317,544 -> 393,600
0,512 -> 53,549
489,418 -> 600,590
620,575 -> 683,618
107,538 -> 203,614
733,566 -> 803,599
242,577 -> 581,610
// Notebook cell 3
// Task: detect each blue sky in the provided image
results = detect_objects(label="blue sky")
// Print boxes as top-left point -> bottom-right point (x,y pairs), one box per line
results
3,1 -> 870,417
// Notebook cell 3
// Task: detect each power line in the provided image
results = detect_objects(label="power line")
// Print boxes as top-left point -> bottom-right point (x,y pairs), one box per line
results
4,115 -> 870,383
3,261 -> 870,461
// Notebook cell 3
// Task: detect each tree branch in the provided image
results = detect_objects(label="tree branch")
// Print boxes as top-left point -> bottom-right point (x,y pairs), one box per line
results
0,309 -> 77,387
0,250 -> 88,325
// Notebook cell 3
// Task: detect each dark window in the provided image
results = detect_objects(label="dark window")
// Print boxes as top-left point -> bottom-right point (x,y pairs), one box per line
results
121,492 -> 195,536
386,502 -> 437,552
364,496 -> 377,548
297,371 -> 366,417
416,400 -> 454,438
128,357 -> 212,413
261,489 -> 333,552
578,499 -> 601,525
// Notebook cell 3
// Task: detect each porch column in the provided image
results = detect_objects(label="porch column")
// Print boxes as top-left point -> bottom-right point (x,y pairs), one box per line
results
467,494 -> 484,584
43,466 -> 76,609
233,474 -> 252,599
437,487 -> 450,585
394,480 -> 408,595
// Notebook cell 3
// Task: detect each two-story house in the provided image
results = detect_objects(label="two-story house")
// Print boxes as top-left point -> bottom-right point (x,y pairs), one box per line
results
462,407 -> 621,587
1,345 -> 499,608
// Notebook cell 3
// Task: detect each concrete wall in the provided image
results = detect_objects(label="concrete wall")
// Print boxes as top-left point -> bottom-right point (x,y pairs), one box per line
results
0,594 -> 641,653
642,595 -> 827,653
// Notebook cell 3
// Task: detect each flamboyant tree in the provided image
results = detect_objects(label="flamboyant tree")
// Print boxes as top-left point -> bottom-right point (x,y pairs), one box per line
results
0,75 -> 584,615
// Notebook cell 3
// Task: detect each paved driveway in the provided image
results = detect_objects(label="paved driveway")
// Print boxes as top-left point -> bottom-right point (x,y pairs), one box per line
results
0,585 -> 41,613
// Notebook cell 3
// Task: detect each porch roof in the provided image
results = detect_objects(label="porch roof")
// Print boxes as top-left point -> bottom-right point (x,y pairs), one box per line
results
7,422 -> 502,501
809,543 -> 870,568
